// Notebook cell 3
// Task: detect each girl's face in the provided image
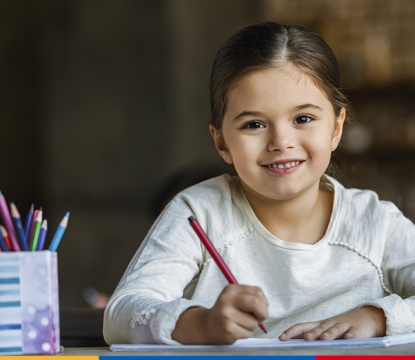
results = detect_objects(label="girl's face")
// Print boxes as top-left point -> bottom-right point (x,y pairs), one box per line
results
210,63 -> 345,203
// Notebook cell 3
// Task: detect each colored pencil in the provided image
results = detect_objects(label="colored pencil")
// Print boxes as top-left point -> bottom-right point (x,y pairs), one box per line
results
36,219 -> 48,251
29,209 -> 43,251
49,212 -> 69,252
0,226 -> 11,251
0,191 -> 20,251
28,209 -> 39,247
10,203 -> 29,251
188,216 -> 267,334
0,227 -> 9,251
24,204 -> 34,246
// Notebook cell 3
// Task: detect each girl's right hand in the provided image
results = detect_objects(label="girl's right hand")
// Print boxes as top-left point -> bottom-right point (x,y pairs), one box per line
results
171,284 -> 269,344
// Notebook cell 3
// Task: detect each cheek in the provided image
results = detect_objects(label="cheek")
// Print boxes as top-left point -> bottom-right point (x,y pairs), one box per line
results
227,136 -> 262,164
303,128 -> 334,161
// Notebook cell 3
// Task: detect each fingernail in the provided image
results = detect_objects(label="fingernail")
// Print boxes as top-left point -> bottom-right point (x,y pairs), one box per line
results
280,333 -> 287,338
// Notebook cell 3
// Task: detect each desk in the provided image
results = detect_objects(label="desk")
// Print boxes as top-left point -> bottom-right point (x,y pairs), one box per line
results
56,344 -> 415,356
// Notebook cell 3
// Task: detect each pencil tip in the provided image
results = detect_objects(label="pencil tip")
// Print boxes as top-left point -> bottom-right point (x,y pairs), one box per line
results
188,216 -> 195,222
10,203 -> 18,217
66,212 -> 70,217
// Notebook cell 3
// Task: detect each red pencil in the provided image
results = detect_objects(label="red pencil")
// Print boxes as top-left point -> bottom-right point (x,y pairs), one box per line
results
0,225 -> 12,251
188,216 -> 267,334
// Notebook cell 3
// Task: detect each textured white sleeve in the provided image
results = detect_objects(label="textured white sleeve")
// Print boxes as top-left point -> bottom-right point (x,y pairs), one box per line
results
361,201 -> 415,335
103,196 -> 209,344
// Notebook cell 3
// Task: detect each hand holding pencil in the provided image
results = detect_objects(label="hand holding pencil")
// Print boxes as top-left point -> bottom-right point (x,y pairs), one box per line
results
171,216 -> 269,345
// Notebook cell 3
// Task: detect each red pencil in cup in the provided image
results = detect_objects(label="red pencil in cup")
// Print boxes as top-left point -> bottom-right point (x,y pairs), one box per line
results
0,225 -> 12,251
0,191 -> 21,251
188,216 -> 267,334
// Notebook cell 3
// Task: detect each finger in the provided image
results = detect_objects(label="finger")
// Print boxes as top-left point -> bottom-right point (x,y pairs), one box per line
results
304,322 -> 337,341
343,327 -> 360,339
214,299 -> 259,332
216,321 -> 255,345
233,293 -> 268,322
225,285 -> 268,304
279,322 -> 321,341
319,322 -> 350,340
232,310 -> 260,332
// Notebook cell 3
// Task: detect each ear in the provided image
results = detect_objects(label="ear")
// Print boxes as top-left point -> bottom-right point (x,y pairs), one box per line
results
331,107 -> 346,151
209,125 -> 233,164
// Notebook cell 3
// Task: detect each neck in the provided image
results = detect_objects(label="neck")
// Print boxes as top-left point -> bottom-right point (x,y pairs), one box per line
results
240,179 -> 333,245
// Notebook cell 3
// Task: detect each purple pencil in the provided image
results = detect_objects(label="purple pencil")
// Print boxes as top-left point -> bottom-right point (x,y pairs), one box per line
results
36,219 -> 47,251
0,191 -> 20,251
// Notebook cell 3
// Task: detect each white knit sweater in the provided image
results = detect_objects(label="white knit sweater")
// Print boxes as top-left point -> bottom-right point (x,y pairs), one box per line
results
103,175 -> 415,344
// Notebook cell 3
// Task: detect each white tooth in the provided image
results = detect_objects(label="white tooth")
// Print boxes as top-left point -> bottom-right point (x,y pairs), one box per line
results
273,164 -> 278,168
296,161 -> 300,165
278,164 -> 284,169
285,163 -> 291,168
291,162 -> 296,167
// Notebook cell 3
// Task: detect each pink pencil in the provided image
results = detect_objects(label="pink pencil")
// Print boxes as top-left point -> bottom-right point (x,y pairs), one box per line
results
0,191 -> 20,251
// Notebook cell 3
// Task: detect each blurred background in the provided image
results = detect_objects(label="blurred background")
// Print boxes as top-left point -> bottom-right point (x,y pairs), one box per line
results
1,0 -> 415,313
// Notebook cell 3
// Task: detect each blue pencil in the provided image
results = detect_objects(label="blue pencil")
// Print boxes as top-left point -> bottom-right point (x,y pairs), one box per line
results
11,203 -> 29,251
36,220 -> 47,251
24,204 -> 34,246
49,212 -> 69,252
0,229 -> 9,251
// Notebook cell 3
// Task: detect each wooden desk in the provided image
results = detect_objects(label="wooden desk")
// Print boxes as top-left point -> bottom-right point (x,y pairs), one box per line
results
55,344 -> 415,356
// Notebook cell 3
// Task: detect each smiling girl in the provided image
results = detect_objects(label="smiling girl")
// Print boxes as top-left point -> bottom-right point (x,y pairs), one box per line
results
103,22 -> 415,345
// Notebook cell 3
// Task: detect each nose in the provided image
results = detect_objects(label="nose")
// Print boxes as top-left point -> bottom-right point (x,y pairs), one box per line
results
267,123 -> 295,152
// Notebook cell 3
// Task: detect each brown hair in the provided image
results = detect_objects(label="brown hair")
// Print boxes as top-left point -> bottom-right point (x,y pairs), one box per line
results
209,22 -> 351,129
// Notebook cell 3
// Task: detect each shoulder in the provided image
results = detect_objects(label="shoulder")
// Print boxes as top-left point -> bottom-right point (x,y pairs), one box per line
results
328,176 -> 413,263
176,173 -> 235,204
329,176 -> 400,222
169,174 -> 252,247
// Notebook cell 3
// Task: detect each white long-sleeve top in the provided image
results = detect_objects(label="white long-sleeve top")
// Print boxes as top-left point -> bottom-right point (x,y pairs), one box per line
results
103,174 -> 415,344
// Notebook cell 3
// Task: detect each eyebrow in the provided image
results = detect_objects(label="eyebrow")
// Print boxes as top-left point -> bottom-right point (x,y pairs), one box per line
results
232,111 -> 264,122
232,104 -> 324,122
293,103 -> 323,112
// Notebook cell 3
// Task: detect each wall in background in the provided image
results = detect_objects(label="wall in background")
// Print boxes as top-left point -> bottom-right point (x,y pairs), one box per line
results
1,0 -> 415,307
0,0 -> 261,307
262,0 -> 415,220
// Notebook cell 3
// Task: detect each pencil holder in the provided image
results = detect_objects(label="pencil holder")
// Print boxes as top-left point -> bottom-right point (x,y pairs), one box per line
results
0,251 -> 60,355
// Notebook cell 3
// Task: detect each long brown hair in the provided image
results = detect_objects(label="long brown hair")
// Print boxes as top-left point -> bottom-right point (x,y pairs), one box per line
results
210,22 -> 351,130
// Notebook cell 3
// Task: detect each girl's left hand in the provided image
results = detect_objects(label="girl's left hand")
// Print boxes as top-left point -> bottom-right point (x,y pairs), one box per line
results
279,306 -> 386,341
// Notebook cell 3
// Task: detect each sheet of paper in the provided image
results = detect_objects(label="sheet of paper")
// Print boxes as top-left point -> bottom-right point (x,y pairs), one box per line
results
110,333 -> 415,351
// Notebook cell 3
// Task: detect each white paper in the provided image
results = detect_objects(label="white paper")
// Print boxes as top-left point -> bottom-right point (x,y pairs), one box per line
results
110,333 -> 415,351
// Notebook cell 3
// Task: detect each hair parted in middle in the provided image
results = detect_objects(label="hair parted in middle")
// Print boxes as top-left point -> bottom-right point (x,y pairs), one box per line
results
209,22 -> 351,130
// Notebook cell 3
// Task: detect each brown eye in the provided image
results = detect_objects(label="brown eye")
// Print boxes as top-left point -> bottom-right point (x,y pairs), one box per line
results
243,121 -> 264,129
294,115 -> 313,125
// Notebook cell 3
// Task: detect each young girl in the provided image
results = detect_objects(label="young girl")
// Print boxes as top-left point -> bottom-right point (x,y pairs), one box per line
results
103,22 -> 415,345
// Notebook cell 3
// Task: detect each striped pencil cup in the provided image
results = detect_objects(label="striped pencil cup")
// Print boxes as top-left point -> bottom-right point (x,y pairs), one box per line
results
0,251 -> 60,355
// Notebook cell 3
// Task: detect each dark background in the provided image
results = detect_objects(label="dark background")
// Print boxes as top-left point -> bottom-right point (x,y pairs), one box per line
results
1,0 -> 415,307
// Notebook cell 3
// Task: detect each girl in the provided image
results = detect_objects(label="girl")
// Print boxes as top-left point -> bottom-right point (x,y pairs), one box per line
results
103,22 -> 415,345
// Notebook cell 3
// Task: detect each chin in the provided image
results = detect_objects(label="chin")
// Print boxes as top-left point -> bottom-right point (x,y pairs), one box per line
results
268,185 -> 304,200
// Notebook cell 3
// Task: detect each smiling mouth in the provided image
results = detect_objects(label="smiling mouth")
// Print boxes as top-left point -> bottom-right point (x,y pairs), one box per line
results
262,161 -> 304,169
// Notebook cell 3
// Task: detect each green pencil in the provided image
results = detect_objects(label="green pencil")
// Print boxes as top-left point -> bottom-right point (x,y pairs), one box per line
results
29,207 -> 43,251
